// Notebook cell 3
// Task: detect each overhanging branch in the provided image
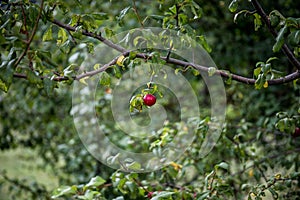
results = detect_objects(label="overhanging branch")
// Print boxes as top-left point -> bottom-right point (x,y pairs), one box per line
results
13,18 -> 300,86
14,51 -> 300,85
14,0 -> 44,68
51,19 -> 127,53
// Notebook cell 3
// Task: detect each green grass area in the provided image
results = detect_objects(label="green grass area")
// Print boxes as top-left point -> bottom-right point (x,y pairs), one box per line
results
0,148 -> 59,199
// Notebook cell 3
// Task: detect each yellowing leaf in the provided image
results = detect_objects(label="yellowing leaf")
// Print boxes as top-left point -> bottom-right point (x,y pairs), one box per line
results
93,63 -> 101,70
43,25 -> 53,41
169,162 -> 182,171
79,76 -> 89,85
116,55 -> 125,66
275,173 -> 281,180
248,169 -> 254,177
263,81 -> 268,88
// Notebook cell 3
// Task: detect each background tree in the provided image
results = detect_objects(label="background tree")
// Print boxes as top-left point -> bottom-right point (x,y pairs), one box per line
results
0,0 -> 299,199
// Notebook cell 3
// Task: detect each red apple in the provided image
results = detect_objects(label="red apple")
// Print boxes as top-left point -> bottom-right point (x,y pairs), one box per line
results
294,127 -> 300,137
143,94 -> 156,106
147,191 -> 154,199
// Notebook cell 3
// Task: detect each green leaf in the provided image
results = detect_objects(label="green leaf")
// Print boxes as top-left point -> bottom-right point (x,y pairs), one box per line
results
241,184 -> 250,190
150,51 -> 160,64
198,191 -> 210,200
288,30 -> 300,46
43,78 -> 55,96
0,18 -> 11,30
93,63 -> 101,70
85,176 -> 106,188
151,191 -> 175,200
269,12 -> 281,27
233,10 -> 247,23
266,57 -> 278,63
117,178 -> 127,194
204,170 -> 215,188
220,70 -> 232,84
70,14 -> 80,26
228,0 -> 238,13
169,5 -> 177,14
51,185 -> 77,198
254,67 -> 261,77
197,35 -> 212,53
127,162 -> 141,171
268,188 -> 278,199
261,63 -> 271,73
57,28 -> 68,46
105,27 -> 114,38
255,74 -> 265,89
64,64 -> 77,77
269,10 -> 285,21
256,61 -> 264,68
273,25 -> 288,52
81,14 -> 95,30
275,117 -> 295,133
167,163 -> 180,177
276,112 -> 288,119
100,72 -> 111,86
286,17 -> 300,27
215,162 -> 229,171
0,79 -> 9,93
86,42 -> 94,54
78,190 -> 101,200
129,51 -> 137,60
149,15 -> 165,20
0,59 -> 15,93
126,182 -> 137,195
175,68 -> 182,75
133,36 -> 144,47
253,13 -> 262,31
126,173 -> 138,181
113,66 -> 122,79
7,47 -> 17,60
290,171 -> 300,179
43,25 -> 53,41
192,69 -> 200,76
178,13 -> 188,25
26,70 -> 42,84
117,6 -> 131,22
91,12 -> 108,20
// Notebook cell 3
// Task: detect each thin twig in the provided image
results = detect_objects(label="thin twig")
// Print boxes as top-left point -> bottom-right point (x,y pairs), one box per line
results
175,4 -> 180,28
166,43 -> 173,61
14,0 -> 44,68
20,4 -> 29,39
132,177 -> 149,192
132,0 -> 144,28
66,29 -> 77,45
20,3 -> 34,70
74,53 -> 127,80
